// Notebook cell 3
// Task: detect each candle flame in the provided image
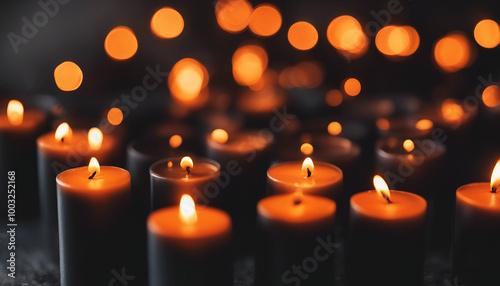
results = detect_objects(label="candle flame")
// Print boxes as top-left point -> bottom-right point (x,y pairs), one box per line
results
88,157 -> 100,177
300,143 -> 314,155
403,139 -> 415,153
373,175 -> 391,203
327,121 -> 342,135
55,122 -> 72,142
302,157 -> 314,177
415,119 -> 433,130
169,135 -> 182,149
491,159 -> 500,193
7,100 -> 24,126
180,156 -> 194,173
179,194 -> 197,225
88,127 -> 103,151
211,129 -> 229,144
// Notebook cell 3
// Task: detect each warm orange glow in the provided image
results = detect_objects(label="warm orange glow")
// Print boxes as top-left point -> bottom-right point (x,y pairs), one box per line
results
343,78 -> 361,96
325,89 -> 343,107
107,108 -> 123,126
302,157 -> 314,177
327,121 -> 342,135
491,159 -> 500,192
474,19 -> 500,49
434,32 -> 473,72
288,21 -> 318,51
168,58 -> 209,102
326,15 -> 368,59
289,61 -> 324,88
232,44 -> 268,86
415,119 -> 433,130
88,127 -> 103,151
7,100 -> 23,125
211,129 -> 229,144
300,143 -> 314,155
215,0 -> 252,34
482,85 -> 500,108
167,161 -> 173,168
441,99 -> 464,122
403,139 -> 415,153
180,156 -> 194,172
376,118 -> 390,130
88,157 -> 100,177
151,7 -> 184,39
373,175 -> 391,202
169,135 -> 182,149
249,4 -> 282,37
375,25 -> 419,57
54,61 -> 83,91
55,122 -> 72,142
104,26 -> 138,60
179,194 -> 197,225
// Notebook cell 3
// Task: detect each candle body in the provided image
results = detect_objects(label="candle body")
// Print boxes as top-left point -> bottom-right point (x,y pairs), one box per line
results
148,206 -> 233,286
452,183 -> 500,286
150,157 -> 221,211
255,194 -> 336,286
346,191 -> 426,286
56,166 -> 130,286
0,110 -> 46,218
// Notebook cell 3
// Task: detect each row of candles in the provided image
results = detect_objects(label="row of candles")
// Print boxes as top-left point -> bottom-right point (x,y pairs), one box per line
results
1,98 -> 499,286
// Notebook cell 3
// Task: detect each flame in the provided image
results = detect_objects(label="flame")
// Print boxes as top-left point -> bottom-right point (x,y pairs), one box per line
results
343,78 -> 361,96
373,175 -> 391,202
180,156 -> 194,172
54,61 -> 83,92
151,7 -> 184,39
434,32 -> 473,73
104,26 -> 138,60
300,143 -> 314,155
403,139 -> 415,153
415,119 -> 433,130
328,121 -> 342,135
88,127 -> 103,151
248,4 -> 282,37
211,129 -> 229,144
179,194 -> 197,225
55,122 -> 73,142
326,15 -> 368,59
107,107 -> 123,126
232,44 -> 268,86
88,157 -> 100,177
168,58 -> 209,103
302,157 -> 314,177
474,19 -> 500,49
491,159 -> 500,192
169,135 -> 182,149
441,99 -> 464,122
288,21 -> 318,51
7,100 -> 23,125
482,85 -> 500,108
325,89 -> 343,107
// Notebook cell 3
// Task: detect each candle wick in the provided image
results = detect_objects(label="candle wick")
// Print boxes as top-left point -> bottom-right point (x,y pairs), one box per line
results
383,194 -> 392,203
88,171 -> 97,179
492,186 -> 498,194
293,198 -> 302,205
186,166 -> 191,175
307,168 -> 311,178
61,137 -> 64,143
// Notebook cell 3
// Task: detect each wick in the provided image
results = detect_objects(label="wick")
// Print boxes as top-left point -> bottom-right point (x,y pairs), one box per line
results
307,168 -> 311,178
61,137 -> 64,143
492,186 -> 498,194
294,197 -> 302,205
186,166 -> 191,175
382,194 -> 392,204
88,171 -> 97,179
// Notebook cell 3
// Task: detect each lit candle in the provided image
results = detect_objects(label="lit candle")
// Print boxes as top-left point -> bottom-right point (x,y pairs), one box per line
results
255,193 -> 336,286
56,158 -> 130,286
267,157 -> 343,203
0,100 -> 46,218
37,123 -> 119,259
375,117 -> 434,139
346,175 -> 427,286
148,195 -> 233,286
150,156 -> 221,211
452,160 -> 500,286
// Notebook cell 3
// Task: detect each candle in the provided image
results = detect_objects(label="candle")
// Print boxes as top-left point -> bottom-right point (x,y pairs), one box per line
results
267,157 -> 343,203
0,100 -> 46,218
236,87 -> 286,127
255,193 -> 336,286
452,160 -> 500,286
56,158 -> 130,286
150,156 -> 221,211
346,175 -> 427,286
37,122 -> 119,259
375,117 -> 434,139
148,195 -> 233,286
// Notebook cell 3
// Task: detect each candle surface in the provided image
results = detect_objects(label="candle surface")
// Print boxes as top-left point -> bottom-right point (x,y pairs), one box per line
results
0,110 -> 45,133
57,166 -> 130,194
152,159 -> 219,180
38,130 -> 117,159
456,182 -> 500,211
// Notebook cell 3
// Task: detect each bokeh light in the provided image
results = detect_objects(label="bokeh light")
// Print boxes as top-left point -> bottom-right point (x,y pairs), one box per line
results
325,89 -> 343,107
328,121 -> 342,135
168,58 -> 209,102
169,135 -> 183,149
441,99 -> 464,122
474,19 -> 500,49
343,78 -> 361,96
249,4 -> 282,37
104,26 -> 138,60
107,108 -> 123,126
483,85 -> 500,107
376,25 -> 419,57
300,143 -> 314,155
54,61 -> 83,91
415,119 -> 433,130
434,32 -> 473,72
151,7 -> 184,39
288,21 -> 318,51
327,15 -> 368,59
232,44 -> 268,86
215,0 -> 252,33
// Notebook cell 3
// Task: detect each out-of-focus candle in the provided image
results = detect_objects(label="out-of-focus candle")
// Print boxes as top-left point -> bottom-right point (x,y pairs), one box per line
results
452,160 -> 500,286
255,193 -> 336,286
346,175 -> 427,286
148,195 -> 233,286
56,158 -> 130,286
150,156 -> 221,211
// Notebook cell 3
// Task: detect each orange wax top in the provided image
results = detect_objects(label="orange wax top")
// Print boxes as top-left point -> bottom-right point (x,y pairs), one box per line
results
56,166 -> 130,195
0,110 -> 45,133
351,190 -> 427,221
207,130 -> 274,153
258,193 -> 336,228
37,130 -> 117,159
267,161 -> 342,191
456,183 -> 500,212
150,157 -> 220,181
